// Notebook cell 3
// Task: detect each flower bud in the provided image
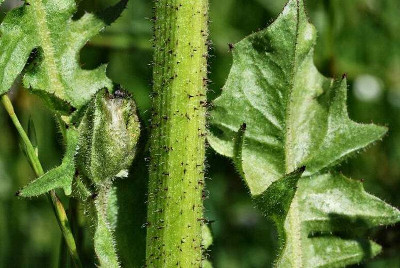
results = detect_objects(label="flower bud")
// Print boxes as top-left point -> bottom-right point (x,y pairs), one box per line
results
76,90 -> 140,185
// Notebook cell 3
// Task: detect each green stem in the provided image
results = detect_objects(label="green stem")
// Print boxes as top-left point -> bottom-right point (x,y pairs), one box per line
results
146,0 -> 209,267
1,94 -> 82,268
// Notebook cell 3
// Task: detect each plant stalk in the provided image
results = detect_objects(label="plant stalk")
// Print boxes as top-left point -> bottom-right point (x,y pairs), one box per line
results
146,0 -> 209,267
1,94 -> 82,268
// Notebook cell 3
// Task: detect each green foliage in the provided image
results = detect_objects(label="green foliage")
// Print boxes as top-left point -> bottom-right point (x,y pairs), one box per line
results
208,0 -> 400,266
2,0 -> 138,197
0,0 -> 140,266
18,89 -> 140,198
0,0 -> 126,111
1,0 -> 399,267
273,173 -> 400,267
17,89 -> 141,266
209,0 -> 386,195
18,128 -> 78,197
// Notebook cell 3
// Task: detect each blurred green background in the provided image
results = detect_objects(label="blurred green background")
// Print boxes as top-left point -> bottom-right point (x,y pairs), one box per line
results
1,0 -> 400,267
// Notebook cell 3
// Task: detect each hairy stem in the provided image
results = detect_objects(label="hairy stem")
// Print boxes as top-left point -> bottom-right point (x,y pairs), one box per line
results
1,95 -> 82,268
146,0 -> 209,267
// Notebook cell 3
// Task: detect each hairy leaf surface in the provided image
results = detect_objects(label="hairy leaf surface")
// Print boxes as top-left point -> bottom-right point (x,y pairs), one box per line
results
93,184 -> 120,267
208,0 -> 400,266
208,0 -> 386,196
256,173 -> 400,267
0,0 -> 126,110
18,128 -> 78,197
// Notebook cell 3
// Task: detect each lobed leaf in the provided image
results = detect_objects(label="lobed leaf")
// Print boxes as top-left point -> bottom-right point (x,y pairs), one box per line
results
18,128 -> 78,197
208,0 -> 400,266
274,173 -> 400,267
208,0 -> 386,196
0,0 -> 136,266
0,0 -> 127,111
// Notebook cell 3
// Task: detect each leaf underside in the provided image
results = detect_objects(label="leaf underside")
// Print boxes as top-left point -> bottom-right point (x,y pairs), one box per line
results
208,0 -> 400,266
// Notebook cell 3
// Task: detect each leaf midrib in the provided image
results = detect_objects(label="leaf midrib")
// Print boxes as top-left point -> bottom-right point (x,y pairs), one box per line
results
283,1 -> 304,267
30,0 -> 66,100
284,0 -> 301,175
288,194 -> 303,267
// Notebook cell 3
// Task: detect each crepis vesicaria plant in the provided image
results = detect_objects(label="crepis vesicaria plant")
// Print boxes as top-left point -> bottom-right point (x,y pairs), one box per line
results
0,0 -> 399,267
0,0 -> 140,266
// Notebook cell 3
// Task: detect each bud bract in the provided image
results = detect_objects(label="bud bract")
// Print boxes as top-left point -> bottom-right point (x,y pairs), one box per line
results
77,90 -> 140,185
